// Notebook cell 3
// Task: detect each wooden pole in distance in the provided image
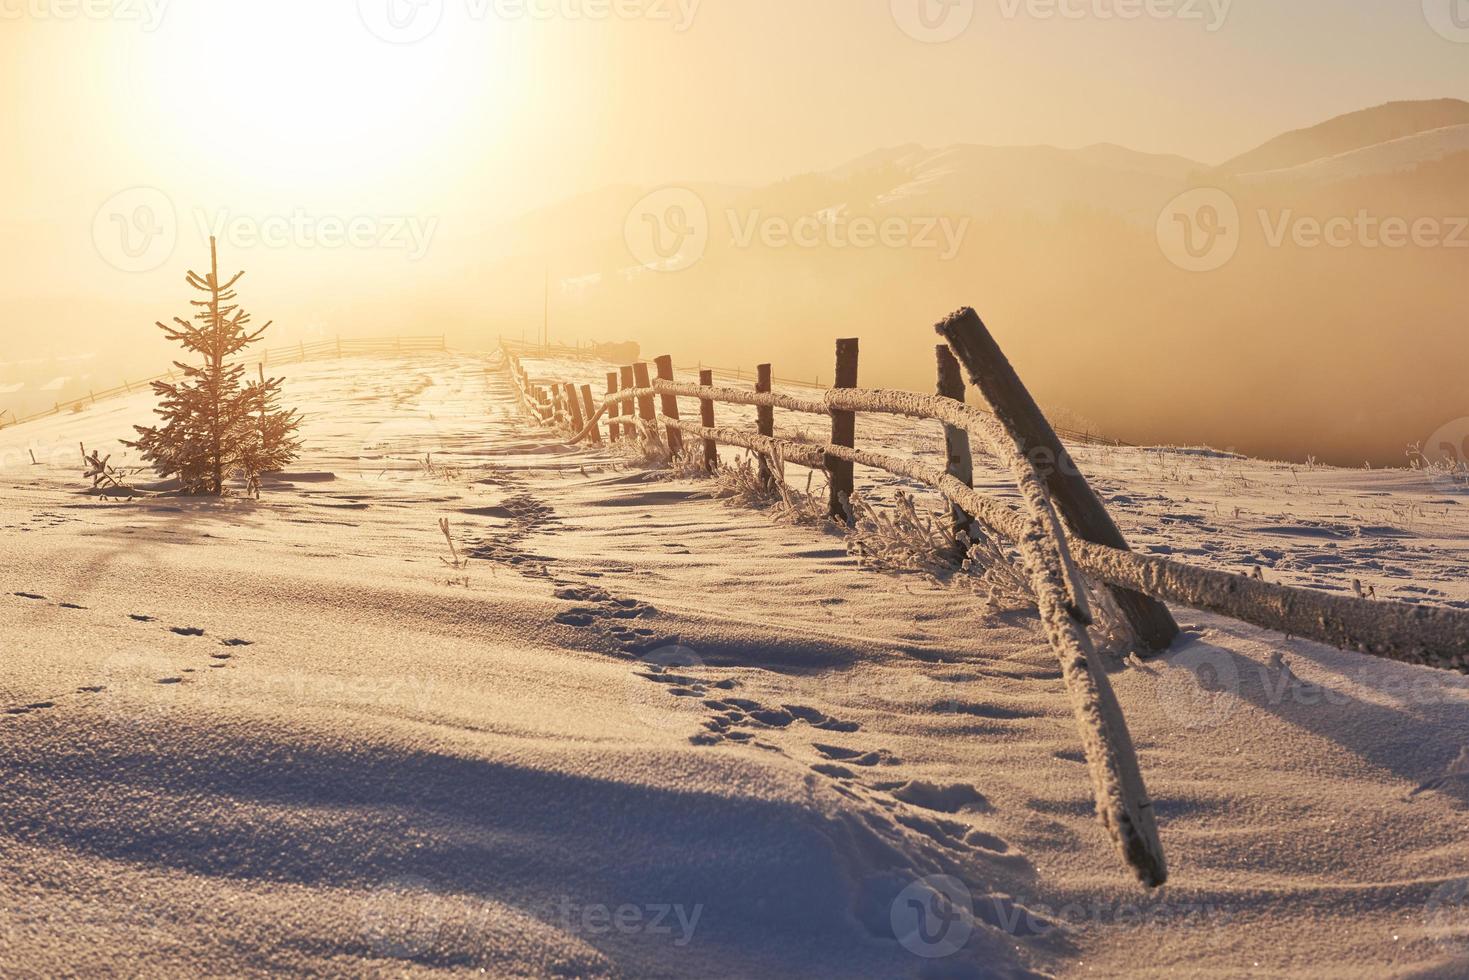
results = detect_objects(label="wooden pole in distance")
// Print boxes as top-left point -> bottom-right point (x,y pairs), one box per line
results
580,384 -> 602,444
653,355 -> 684,455
606,372 -> 621,443
633,362 -> 659,443
827,339 -> 859,521
756,364 -> 774,488
936,345 -> 976,549
699,369 -> 718,472
936,307 -> 1180,655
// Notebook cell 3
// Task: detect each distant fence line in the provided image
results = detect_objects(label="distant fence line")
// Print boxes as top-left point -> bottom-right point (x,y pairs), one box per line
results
502,306 -> 1469,891
0,335 -> 447,431
499,337 -> 1128,449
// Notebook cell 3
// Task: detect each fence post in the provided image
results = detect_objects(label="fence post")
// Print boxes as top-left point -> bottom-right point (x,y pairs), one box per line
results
756,364 -> 774,488
619,366 -> 636,437
579,384 -> 602,444
937,307 -> 1180,655
699,369 -> 718,472
936,346 -> 976,548
633,362 -> 659,443
653,355 -> 684,455
827,339 -> 859,521
563,382 -> 585,435
606,372 -> 621,443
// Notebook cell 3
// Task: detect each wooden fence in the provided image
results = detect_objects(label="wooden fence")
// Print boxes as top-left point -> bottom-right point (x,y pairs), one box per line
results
0,335 -> 447,432
504,306 -> 1469,888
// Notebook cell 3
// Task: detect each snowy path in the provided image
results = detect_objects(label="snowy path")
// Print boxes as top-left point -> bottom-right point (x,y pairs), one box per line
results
2,352 -> 1469,977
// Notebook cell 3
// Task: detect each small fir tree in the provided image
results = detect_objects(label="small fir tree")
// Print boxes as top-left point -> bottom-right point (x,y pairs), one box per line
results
126,237 -> 301,495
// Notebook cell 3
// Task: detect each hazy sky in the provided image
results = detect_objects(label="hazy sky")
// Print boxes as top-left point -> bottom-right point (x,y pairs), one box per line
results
1,0 -> 1465,390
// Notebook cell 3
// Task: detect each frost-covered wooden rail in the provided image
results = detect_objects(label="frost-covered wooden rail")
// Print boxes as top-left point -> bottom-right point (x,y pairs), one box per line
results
502,307 -> 1469,887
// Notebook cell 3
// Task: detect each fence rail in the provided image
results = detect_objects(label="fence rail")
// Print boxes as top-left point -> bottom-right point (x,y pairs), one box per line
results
0,335 -> 447,431
502,307 -> 1469,888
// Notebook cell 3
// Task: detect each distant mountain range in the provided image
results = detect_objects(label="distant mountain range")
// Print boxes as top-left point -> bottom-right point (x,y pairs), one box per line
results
484,99 -> 1469,467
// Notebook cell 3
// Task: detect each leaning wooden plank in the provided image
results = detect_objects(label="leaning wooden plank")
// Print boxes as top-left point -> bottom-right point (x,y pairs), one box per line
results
937,307 -> 1181,655
1071,541 -> 1469,674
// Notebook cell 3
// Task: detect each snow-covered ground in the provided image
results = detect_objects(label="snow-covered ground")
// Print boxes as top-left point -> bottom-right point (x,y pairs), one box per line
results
3,350 -> 1468,978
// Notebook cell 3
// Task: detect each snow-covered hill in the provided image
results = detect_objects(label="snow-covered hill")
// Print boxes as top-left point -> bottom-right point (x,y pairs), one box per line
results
3,350 -> 1468,976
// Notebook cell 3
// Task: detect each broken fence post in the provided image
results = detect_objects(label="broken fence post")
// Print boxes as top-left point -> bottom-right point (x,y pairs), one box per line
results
936,307 -> 1180,656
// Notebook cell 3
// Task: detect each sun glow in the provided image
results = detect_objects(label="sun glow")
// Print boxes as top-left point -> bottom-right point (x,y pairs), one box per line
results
127,1 -> 516,193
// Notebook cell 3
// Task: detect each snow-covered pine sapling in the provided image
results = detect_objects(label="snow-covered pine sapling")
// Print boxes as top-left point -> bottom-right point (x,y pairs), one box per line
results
125,237 -> 301,496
